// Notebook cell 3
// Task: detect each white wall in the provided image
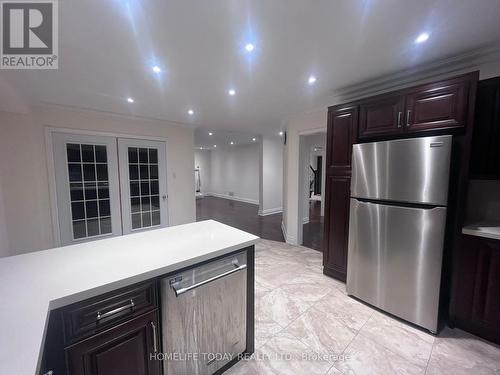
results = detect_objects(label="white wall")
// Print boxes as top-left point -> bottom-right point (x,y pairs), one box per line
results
209,143 -> 259,204
0,104 -> 195,256
284,111 -> 327,244
194,150 -> 211,194
259,136 -> 283,215
0,180 -> 9,257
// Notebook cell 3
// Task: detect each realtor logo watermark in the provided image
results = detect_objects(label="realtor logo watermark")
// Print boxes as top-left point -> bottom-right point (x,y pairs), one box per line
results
1,0 -> 58,69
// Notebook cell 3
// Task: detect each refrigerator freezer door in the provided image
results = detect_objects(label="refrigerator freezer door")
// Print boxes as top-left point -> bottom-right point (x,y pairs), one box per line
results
346,199 -> 447,332
351,135 -> 452,205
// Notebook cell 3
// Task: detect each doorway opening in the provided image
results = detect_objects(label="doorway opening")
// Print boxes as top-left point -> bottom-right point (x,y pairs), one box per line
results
298,131 -> 326,251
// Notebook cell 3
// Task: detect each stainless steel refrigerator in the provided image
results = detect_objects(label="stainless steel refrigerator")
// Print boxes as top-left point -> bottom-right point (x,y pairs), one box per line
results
346,135 -> 452,333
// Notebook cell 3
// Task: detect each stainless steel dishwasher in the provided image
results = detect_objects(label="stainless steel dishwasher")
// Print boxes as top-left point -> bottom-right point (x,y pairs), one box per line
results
161,252 -> 247,375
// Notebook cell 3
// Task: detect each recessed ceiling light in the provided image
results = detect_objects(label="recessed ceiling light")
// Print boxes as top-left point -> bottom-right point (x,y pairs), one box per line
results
228,89 -> 236,96
200,147 -> 203,150
213,145 -> 217,148
230,141 -> 234,145
415,32 -> 430,43
188,109 -> 194,115
127,97 -> 134,103
308,76 -> 317,85
245,43 -> 255,52
252,138 -> 256,141
279,131 -> 284,136
152,66 -> 161,73
209,132 -> 213,136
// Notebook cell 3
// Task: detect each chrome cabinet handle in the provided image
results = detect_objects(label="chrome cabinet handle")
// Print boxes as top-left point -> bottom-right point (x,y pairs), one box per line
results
42,371 -> 53,375
97,299 -> 135,321
150,321 -> 158,353
406,110 -> 412,127
397,111 -> 402,128
172,264 -> 247,297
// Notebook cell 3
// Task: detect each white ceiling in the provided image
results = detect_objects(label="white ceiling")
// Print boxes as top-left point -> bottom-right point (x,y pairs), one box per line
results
2,0 -> 500,137
194,128 -> 261,150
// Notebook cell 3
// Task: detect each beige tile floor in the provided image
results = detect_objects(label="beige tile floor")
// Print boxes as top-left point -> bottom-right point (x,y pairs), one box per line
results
226,239 -> 500,375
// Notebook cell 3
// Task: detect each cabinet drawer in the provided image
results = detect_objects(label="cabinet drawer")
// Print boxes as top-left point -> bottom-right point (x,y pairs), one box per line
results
62,280 -> 158,344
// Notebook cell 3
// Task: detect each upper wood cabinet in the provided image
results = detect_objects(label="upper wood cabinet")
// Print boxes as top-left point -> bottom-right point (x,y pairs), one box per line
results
359,94 -> 405,138
326,104 -> 358,174
470,76 -> 500,179
358,72 -> 478,139
405,76 -> 469,133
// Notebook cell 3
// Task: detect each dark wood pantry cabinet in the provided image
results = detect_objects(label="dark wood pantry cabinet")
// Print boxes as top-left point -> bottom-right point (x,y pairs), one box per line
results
323,104 -> 357,281
323,71 -> 478,282
450,235 -> 500,345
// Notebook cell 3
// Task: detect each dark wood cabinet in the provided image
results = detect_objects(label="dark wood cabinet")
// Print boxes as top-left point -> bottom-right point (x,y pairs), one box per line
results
326,104 -> 358,174
469,76 -> 500,179
323,104 -> 358,281
323,175 -> 351,281
450,235 -> 500,345
66,310 -> 162,375
359,94 -> 404,138
406,76 -> 469,133
357,72 -> 477,139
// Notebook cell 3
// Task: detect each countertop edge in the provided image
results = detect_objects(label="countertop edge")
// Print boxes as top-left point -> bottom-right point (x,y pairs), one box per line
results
462,227 -> 500,241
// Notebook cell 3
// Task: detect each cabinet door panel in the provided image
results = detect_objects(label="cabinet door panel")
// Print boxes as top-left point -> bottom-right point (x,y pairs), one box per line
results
323,175 -> 351,281
66,310 -> 160,375
406,79 -> 469,132
472,240 -> 500,329
470,77 -> 500,179
326,105 -> 358,174
358,94 -> 404,138
451,235 -> 500,345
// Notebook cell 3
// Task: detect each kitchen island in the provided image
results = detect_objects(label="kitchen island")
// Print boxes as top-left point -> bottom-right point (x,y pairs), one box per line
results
0,220 -> 258,375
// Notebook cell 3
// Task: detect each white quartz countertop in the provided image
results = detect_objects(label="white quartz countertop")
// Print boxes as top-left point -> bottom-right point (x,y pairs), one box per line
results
0,220 -> 259,375
462,221 -> 500,241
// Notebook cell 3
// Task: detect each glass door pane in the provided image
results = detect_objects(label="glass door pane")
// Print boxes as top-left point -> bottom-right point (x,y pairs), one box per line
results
118,139 -> 168,234
53,133 -> 122,245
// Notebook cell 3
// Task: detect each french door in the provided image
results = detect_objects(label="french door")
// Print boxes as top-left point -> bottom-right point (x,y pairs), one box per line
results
52,132 -> 168,246
118,138 -> 168,234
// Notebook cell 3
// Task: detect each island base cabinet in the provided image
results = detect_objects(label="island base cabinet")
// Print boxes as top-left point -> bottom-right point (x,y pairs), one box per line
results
66,310 -> 161,375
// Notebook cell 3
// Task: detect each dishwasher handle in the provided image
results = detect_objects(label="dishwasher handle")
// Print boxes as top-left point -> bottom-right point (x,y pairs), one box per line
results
172,263 -> 247,297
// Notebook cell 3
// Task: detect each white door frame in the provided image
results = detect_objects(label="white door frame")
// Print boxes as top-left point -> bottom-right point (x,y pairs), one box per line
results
45,127 -> 170,247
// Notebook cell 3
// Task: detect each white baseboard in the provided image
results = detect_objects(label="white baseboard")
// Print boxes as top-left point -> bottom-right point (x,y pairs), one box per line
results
208,192 -> 259,205
258,207 -> 283,216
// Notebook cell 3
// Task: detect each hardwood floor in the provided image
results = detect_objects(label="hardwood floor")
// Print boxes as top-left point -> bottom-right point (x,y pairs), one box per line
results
302,200 -> 324,252
196,196 -> 285,242
196,196 -> 323,251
